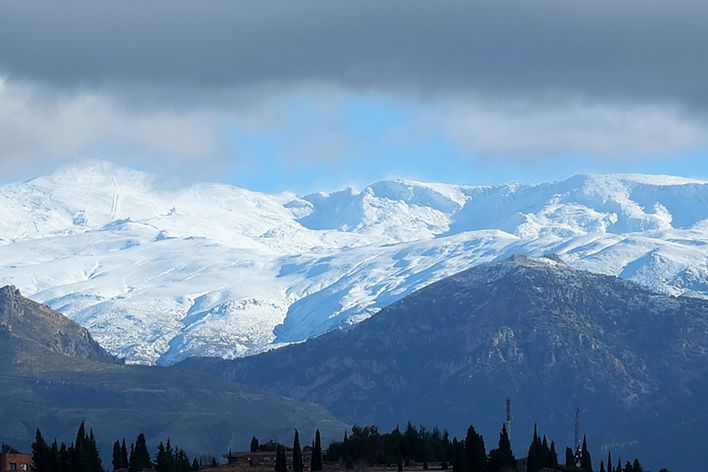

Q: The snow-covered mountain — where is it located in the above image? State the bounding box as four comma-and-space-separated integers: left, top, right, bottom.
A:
0, 160, 706, 364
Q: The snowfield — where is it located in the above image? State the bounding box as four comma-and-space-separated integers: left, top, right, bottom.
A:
1, 160, 706, 364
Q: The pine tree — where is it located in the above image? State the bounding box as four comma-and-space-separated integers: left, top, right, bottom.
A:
251, 436, 260, 452
293, 430, 304, 472
580, 436, 592, 472
311, 429, 324, 471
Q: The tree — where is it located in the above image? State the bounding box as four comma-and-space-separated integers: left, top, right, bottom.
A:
251, 436, 260, 452
32, 429, 51, 472
580, 436, 592, 472
565, 447, 575, 468
549, 441, 558, 469
113, 440, 123, 471
121, 439, 129, 470
464, 425, 486, 472
451, 439, 466, 472
311, 429, 324, 471
192, 458, 200, 471
293, 430, 304, 472
275, 446, 288, 472
487, 424, 515, 472
129, 433, 151, 472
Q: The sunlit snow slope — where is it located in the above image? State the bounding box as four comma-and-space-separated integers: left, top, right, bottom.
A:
1, 160, 706, 364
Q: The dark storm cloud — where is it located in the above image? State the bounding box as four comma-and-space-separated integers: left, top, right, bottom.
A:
1, 0, 707, 109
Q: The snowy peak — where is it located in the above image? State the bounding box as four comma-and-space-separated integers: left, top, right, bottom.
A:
0, 160, 706, 364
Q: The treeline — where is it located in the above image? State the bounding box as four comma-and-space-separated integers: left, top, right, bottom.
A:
324, 422, 664, 472
32, 422, 213, 472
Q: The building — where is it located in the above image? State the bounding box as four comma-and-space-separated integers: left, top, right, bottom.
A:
0, 444, 32, 471
225, 450, 313, 467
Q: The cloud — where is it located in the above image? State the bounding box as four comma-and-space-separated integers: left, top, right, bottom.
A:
0, 75, 226, 178
439, 99, 708, 157
1, 0, 708, 111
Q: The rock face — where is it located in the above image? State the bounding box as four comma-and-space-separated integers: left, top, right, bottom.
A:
1, 160, 707, 364
181, 256, 708, 472
0, 285, 120, 364
0, 287, 346, 456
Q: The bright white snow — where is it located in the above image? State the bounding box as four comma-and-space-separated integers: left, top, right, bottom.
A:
0, 160, 706, 364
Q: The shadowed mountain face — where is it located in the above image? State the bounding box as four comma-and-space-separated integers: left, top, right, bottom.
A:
0, 285, 121, 365
0, 286, 346, 456
181, 256, 708, 472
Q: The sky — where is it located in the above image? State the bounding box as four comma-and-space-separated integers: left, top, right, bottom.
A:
1, 0, 707, 193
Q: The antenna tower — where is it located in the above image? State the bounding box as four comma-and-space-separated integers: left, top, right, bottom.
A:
505, 396, 512, 442
574, 407, 581, 451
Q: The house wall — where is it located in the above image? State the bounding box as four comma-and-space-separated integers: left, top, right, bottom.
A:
0, 453, 33, 471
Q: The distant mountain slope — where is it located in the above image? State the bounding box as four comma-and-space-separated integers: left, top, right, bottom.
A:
0, 287, 346, 456
0, 160, 706, 363
181, 256, 708, 472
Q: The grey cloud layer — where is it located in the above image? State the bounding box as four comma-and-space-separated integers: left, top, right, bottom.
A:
1, 0, 707, 108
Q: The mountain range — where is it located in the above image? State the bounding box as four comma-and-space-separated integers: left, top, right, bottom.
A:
182, 255, 708, 472
0, 160, 706, 364
0, 285, 345, 456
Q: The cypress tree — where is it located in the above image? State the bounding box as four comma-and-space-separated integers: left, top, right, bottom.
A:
192, 458, 200, 471
464, 425, 486, 472
487, 424, 514, 472
275, 446, 287, 472
130, 433, 151, 472
113, 440, 123, 471
311, 429, 324, 472
451, 439, 466, 472
156, 441, 170, 472
48, 440, 59, 472
251, 436, 260, 452
633, 458, 644, 472
549, 441, 558, 469
565, 447, 575, 468
599, 460, 606, 472
293, 430, 304, 472
623, 461, 633, 472
607, 452, 612, 472
32, 428, 50, 472
526, 425, 539, 472
580, 436, 592, 472
121, 439, 129, 469
616, 458, 622, 472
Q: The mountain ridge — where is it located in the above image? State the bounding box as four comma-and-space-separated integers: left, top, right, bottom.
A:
0, 160, 706, 364
181, 255, 708, 472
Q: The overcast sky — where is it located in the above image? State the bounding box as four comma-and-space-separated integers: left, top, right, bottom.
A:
1, 0, 707, 191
